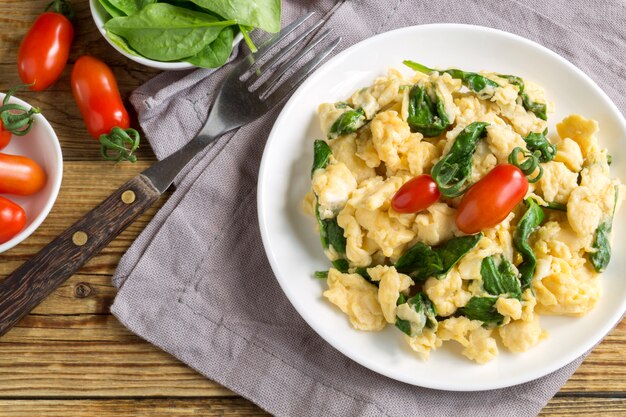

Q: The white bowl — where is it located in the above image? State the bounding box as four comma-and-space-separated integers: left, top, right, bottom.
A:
89, 0, 243, 71
0, 93, 63, 253
258, 24, 626, 390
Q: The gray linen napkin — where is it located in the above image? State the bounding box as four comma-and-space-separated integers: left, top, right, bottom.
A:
111, 1, 626, 416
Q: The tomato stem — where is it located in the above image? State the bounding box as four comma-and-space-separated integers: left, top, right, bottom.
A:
0, 85, 40, 136
45, 0, 74, 22
508, 147, 543, 183
99, 127, 140, 163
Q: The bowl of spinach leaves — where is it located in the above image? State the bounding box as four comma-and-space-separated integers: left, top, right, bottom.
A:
90, 0, 281, 70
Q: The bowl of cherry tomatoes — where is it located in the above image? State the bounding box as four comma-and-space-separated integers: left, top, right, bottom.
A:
0, 91, 63, 253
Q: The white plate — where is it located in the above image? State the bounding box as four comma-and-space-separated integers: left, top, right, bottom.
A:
257, 24, 626, 391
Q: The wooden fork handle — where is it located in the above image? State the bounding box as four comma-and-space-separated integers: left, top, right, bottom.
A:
0, 174, 161, 337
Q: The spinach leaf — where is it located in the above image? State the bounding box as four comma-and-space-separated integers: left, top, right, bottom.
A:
332, 259, 350, 273
436, 234, 484, 275
314, 201, 347, 256
395, 242, 443, 281
481, 256, 522, 299
186, 26, 234, 68
328, 108, 366, 139
352, 267, 379, 287
458, 297, 503, 325
99, 0, 126, 18
104, 3, 236, 61
311, 139, 332, 176
106, 0, 156, 15
404, 60, 499, 95
545, 202, 567, 212
325, 217, 346, 254
106, 31, 139, 55
590, 221, 612, 272
431, 121, 489, 197
521, 94, 547, 121
189, 0, 281, 33
395, 234, 483, 281
311, 140, 347, 257
588, 186, 619, 272
523, 131, 556, 163
513, 198, 545, 290
498, 74, 547, 120
406, 84, 451, 137
396, 292, 438, 337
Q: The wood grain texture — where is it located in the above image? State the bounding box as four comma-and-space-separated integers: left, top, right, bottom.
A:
0, 175, 161, 337
0, 1, 624, 416
0, 398, 271, 416
0, 397, 625, 417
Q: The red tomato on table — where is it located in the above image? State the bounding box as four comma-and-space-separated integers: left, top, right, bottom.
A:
455, 164, 529, 234
71, 56, 130, 139
17, 6, 74, 91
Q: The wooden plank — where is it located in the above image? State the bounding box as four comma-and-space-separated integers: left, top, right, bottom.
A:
0, 398, 269, 416
0, 0, 160, 162
541, 396, 626, 416
0, 161, 168, 275
0, 396, 624, 416
0, 341, 233, 397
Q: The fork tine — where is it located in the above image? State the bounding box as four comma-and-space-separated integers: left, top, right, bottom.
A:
256, 29, 334, 97
238, 12, 316, 71
251, 19, 326, 81
264, 37, 342, 108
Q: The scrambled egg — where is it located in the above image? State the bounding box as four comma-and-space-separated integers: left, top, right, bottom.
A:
309, 67, 623, 364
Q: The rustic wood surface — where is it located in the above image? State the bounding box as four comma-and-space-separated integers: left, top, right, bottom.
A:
0, 1, 624, 415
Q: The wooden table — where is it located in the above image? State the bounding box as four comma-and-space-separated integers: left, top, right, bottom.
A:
0, 1, 625, 415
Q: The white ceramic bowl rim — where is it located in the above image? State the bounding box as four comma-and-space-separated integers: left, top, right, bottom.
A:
89, 0, 243, 71
0, 94, 63, 253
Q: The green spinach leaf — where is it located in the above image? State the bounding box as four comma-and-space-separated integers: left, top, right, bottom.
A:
189, 0, 281, 33
328, 108, 366, 139
395, 234, 483, 281
431, 121, 489, 197
589, 186, 619, 272
545, 202, 567, 212
513, 198, 545, 290
406, 84, 451, 137
523, 131, 556, 163
106, 0, 156, 15
99, 0, 126, 18
311, 140, 332, 177
498, 74, 547, 120
404, 60, 499, 95
186, 25, 234, 68
395, 292, 438, 337
104, 3, 236, 61
458, 297, 503, 325
481, 256, 522, 299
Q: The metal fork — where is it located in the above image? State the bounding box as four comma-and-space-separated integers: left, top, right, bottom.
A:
0, 13, 341, 337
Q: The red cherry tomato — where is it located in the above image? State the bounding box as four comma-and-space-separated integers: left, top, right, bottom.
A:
0, 196, 26, 244
391, 174, 441, 213
0, 121, 11, 150
0, 153, 47, 196
71, 56, 130, 139
17, 11, 74, 91
455, 164, 529, 234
